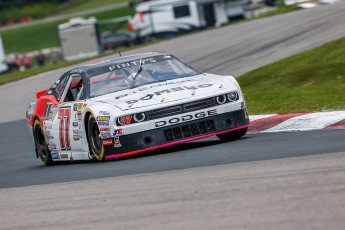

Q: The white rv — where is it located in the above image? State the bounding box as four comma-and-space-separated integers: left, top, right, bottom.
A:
129, 0, 251, 38
0, 35, 8, 73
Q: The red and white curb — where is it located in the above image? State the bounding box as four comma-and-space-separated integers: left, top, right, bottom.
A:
248, 111, 345, 133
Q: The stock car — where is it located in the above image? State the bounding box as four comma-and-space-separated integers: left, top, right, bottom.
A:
26, 52, 250, 165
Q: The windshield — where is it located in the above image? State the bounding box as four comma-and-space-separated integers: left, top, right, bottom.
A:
89, 55, 201, 98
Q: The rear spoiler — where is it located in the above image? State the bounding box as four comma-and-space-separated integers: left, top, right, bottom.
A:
35, 89, 48, 99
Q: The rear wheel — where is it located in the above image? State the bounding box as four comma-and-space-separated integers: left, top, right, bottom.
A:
217, 128, 248, 142
33, 119, 53, 166
87, 114, 105, 161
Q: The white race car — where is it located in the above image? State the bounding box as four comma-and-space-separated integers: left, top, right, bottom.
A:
26, 52, 250, 165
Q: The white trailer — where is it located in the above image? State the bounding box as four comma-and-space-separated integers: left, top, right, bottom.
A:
0, 35, 8, 73
58, 17, 101, 61
129, 0, 250, 38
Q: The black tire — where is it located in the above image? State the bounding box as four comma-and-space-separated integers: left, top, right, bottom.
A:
33, 119, 53, 166
217, 128, 248, 142
87, 114, 105, 161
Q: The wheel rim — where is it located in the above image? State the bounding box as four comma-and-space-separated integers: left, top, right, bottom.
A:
36, 126, 48, 158
90, 121, 102, 154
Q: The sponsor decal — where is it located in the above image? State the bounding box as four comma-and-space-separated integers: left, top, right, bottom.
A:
99, 111, 110, 115
49, 143, 57, 151
99, 133, 111, 139
73, 122, 79, 127
102, 139, 113, 146
51, 151, 60, 160
100, 127, 110, 132
78, 131, 83, 138
83, 103, 87, 108
73, 129, 78, 134
44, 122, 53, 130
77, 103, 83, 110
114, 137, 122, 148
97, 116, 110, 121
124, 84, 213, 104
73, 135, 80, 141
73, 103, 78, 111
98, 121, 110, 126
77, 111, 82, 120
45, 131, 53, 140
117, 115, 132, 126
147, 79, 199, 89
113, 129, 123, 136
108, 58, 157, 71
155, 109, 218, 128
60, 153, 69, 159
70, 68, 84, 74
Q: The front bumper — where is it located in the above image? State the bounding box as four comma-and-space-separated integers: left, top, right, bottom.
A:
104, 108, 249, 160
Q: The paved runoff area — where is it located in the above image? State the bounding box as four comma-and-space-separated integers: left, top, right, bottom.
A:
1, 151, 345, 230
249, 111, 345, 133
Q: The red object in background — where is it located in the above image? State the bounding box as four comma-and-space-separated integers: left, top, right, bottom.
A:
22, 54, 32, 69
6, 20, 15, 26
19, 17, 32, 23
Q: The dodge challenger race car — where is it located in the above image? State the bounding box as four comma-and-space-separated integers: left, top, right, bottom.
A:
26, 52, 250, 165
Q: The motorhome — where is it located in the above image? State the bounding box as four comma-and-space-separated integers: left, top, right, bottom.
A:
0, 35, 8, 73
129, 0, 252, 38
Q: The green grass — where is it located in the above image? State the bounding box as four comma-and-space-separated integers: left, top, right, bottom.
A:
238, 37, 345, 114
58, 0, 128, 15
2, 6, 135, 53
255, 4, 302, 19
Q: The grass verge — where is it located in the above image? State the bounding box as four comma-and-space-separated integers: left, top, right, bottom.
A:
255, 4, 302, 19
1, 6, 134, 53
238, 37, 345, 114
57, 0, 128, 15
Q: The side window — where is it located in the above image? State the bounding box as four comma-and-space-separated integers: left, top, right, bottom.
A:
173, 5, 190, 18
70, 74, 83, 101
46, 74, 69, 101
64, 74, 83, 102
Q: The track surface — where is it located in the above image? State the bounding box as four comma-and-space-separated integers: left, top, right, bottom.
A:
1, 119, 345, 188
1, 3, 345, 229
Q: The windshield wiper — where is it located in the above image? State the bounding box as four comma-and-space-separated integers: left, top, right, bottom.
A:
132, 58, 143, 81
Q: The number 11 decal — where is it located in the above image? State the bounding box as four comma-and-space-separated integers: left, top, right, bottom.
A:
59, 107, 71, 150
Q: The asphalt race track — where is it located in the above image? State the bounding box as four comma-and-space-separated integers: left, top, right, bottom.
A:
1, 2, 345, 229
1, 119, 345, 188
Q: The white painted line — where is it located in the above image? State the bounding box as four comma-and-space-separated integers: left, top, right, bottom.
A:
263, 111, 345, 133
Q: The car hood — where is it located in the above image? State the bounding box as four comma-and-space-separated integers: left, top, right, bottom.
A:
93, 74, 237, 111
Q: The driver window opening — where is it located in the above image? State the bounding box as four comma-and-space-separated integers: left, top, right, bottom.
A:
64, 74, 83, 102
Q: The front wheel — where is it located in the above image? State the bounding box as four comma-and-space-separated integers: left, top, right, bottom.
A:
33, 119, 53, 166
217, 128, 248, 142
87, 114, 105, 161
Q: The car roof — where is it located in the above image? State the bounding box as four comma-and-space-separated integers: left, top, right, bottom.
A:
69, 51, 169, 75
